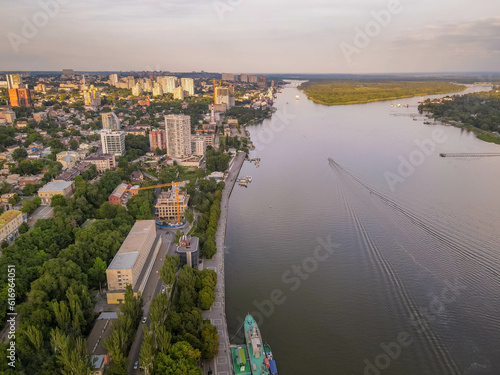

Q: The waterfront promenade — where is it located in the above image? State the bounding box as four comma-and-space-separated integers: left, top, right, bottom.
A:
202, 151, 246, 375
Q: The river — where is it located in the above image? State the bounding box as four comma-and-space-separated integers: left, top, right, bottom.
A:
225, 82, 500, 375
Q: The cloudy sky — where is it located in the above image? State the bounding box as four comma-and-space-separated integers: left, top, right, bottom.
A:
1, 0, 499, 73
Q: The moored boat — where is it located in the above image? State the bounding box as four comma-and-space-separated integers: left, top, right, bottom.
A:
244, 314, 275, 375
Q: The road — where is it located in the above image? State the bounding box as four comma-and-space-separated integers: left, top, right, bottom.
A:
201, 151, 246, 375
28, 204, 53, 227
127, 230, 174, 374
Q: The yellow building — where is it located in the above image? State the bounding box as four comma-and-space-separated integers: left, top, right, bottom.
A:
0, 210, 24, 244
106, 221, 162, 304
38, 181, 75, 204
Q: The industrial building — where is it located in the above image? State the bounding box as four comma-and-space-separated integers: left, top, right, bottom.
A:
106, 220, 162, 304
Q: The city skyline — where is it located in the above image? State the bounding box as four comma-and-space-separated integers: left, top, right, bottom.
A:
1, 0, 499, 73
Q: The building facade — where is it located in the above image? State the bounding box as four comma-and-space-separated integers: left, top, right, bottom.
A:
85, 153, 116, 172
0, 210, 24, 244
106, 220, 162, 304
149, 129, 166, 151
181, 78, 194, 96
108, 183, 131, 206
173, 86, 184, 100
177, 236, 199, 268
164, 115, 192, 158
38, 180, 75, 204
191, 136, 207, 156
100, 129, 126, 156
9, 88, 31, 107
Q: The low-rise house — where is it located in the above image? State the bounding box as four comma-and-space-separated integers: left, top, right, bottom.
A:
85, 153, 116, 173
38, 180, 75, 204
130, 171, 144, 183
108, 183, 131, 206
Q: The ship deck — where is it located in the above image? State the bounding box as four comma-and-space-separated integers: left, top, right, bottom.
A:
244, 315, 270, 375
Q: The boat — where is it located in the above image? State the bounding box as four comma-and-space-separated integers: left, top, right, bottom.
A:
231, 345, 252, 375
296, 95, 299, 100
264, 344, 278, 374
244, 314, 278, 375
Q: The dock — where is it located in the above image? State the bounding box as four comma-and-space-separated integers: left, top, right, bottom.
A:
439, 153, 500, 158
202, 151, 246, 375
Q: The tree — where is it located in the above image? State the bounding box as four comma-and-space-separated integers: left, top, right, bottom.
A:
23, 183, 38, 196
8, 194, 20, 205
153, 341, 202, 375
18, 222, 30, 234
184, 209, 194, 225
199, 288, 215, 310
160, 255, 180, 296
51, 194, 67, 207
139, 326, 156, 375
88, 257, 107, 294
200, 320, 219, 359
69, 139, 79, 151
12, 148, 28, 162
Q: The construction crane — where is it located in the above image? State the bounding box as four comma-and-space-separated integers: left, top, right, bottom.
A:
125, 181, 188, 224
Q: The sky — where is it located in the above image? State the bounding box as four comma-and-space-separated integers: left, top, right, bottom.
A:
1, 0, 499, 73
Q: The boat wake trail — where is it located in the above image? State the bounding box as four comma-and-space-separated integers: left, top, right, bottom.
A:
330, 161, 461, 374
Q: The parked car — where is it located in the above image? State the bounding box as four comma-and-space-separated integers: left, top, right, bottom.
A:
133, 361, 139, 370
142, 316, 147, 324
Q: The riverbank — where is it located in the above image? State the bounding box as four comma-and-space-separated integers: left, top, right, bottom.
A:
298, 80, 467, 106
436, 119, 500, 145
201, 151, 246, 375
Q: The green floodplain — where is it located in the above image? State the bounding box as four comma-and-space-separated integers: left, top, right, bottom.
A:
298, 80, 467, 105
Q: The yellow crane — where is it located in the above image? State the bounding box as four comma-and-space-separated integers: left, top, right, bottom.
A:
125, 181, 187, 224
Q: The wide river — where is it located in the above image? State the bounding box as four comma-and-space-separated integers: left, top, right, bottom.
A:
225, 82, 500, 375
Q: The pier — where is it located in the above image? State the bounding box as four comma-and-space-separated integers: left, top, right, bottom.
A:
202, 151, 246, 375
439, 153, 500, 158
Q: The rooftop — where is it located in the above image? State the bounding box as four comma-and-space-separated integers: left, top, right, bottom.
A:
0, 210, 22, 229
107, 220, 156, 270
39, 180, 73, 192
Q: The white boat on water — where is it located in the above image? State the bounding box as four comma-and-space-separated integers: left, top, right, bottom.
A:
296, 95, 299, 100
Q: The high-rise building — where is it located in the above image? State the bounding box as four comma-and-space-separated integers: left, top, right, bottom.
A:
181, 78, 194, 96
101, 129, 126, 156
240, 74, 249, 83
257, 75, 267, 88
152, 83, 163, 97
109, 74, 118, 86
101, 112, 121, 130
165, 114, 192, 158
62, 69, 74, 77
248, 75, 258, 83
149, 129, 166, 151
132, 83, 142, 96
6, 74, 21, 89
9, 88, 32, 107
173, 86, 184, 100
164, 76, 177, 93
222, 73, 236, 81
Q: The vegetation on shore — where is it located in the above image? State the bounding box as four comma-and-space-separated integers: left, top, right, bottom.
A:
419, 89, 500, 145
298, 80, 466, 105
